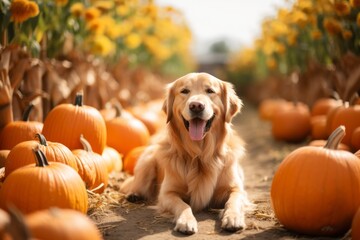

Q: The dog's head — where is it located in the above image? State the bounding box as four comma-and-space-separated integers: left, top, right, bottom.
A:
162, 72, 242, 141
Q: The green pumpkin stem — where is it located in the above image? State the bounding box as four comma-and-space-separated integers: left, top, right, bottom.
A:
74, 92, 83, 107
22, 103, 34, 121
113, 100, 124, 118
35, 133, 48, 146
324, 125, 346, 150
79, 134, 93, 152
33, 147, 49, 167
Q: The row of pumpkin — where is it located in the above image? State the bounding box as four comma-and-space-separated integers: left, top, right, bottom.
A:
0, 92, 166, 239
258, 97, 360, 237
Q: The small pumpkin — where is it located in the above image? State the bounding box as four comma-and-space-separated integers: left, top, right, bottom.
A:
102, 146, 122, 173
311, 98, 342, 116
0, 147, 88, 214
258, 98, 291, 121
271, 126, 360, 236
26, 208, 103, 240
0, 150, 9, 168
42, 92, 107, 154
5, 133, 78, 178
351, 126, 360, 152
72, 135, 108, 193
310, 115, 328, 140
352, 207, 360, 240
123, 146, 147, 175
271, 102, 311, 142
0, 103, 43, 150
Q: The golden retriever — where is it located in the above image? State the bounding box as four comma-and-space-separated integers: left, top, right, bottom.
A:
120, 72, 250, 234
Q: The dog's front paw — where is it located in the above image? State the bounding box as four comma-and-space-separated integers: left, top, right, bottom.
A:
221, 210, 246, 232
174, 214, 198, 235
126, 193, 144, 203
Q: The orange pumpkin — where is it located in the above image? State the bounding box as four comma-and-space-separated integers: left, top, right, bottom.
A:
0, 150, 9, 168
351, 127, 360, 152
271, 102, 311, 142
308, 139, 350, 151
26, 208, 103, 240
271, 126, 360, 236
102, 146, 122, 173
0, 147, 88, 214
0, 104, 43, 150
106, 112, 150, 157
258, 98, 291, 121
72, 135, 108, 193
311, 98, 342, 116
352, 207, 360, 240
123, 146, 147, 175
327, 104, 360, 150
5, 133, 78, 178
310, 115, 328, 140
42, 92, 107, 154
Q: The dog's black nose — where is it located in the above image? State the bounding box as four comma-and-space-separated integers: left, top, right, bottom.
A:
189, 101, 205, 113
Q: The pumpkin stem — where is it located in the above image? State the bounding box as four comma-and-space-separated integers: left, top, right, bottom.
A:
74, 92, 83, 107
33, 147, 49, 167
22, 103, 34, 121
79, 134, 93, 152
324, 125, 346, 150
112, 100, 124, 118
35, 133, 48, 146
6, 206, 31, 240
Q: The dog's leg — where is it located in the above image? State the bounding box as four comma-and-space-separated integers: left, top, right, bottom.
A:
220, 189, 248, 232
119, 147, 158, 202
158, 189, 198, 234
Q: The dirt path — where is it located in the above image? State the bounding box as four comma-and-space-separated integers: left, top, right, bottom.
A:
89, 102, 349, 240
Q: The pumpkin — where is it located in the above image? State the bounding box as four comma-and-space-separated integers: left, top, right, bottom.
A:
310, 115, 328, 140
5, 133, 78, 178
0, 147, 88, 214
123, 146, 147, 175
308, 139, 350, 151
106, 111, 150, 157
271, 102, 311, 142
353, 207, 360, 240
0, 103, 43, 150
42, 92, 107, 154
351, 127, 360, 152
26, 208, 103, 240
258, 98, 291, 121
99, 100, 133, 121
311, 98, 342, 116
72, 135, 108, 193
271, 126, 360, 236
102, 146, 122, 173
0, 150, 9, 168
327, 104, 360, 150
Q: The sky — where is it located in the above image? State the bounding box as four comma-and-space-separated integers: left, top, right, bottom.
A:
156, 0, 291, 55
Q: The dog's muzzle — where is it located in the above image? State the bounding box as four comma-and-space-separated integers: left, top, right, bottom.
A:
182, 115, 215, 141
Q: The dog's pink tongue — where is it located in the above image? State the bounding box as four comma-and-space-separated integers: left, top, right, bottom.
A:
189, 118, 206, 141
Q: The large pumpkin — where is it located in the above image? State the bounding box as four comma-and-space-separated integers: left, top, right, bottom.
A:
26, 208, 103, 240
271, 126, 360, 236
42, 92, 107, 154
353, 207, 360, 240
106, 111, 150, 157
0, 104, 43, 150
0, 147, 88, 214
5, 133, 78, 177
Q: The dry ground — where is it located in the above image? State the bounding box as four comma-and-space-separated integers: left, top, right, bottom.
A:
88, 101, 352, 240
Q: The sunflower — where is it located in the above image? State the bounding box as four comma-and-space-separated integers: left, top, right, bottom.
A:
70, 3, 84, 18
55, 0, 68, 7
323, 18, 342, 35
10, 0, 39, 23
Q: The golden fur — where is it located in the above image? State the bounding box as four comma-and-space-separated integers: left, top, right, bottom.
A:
120, 72, 249, 234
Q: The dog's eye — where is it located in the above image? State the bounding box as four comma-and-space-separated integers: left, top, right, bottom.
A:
206, 88, 215, 94
181, 88, 190, 94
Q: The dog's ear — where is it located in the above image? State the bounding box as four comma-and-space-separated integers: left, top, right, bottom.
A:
222, 81, 243, 123
162, 82, 175, 123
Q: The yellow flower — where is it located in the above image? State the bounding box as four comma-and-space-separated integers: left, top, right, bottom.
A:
55, 0, 68, 7
297, 0, 313, 13
334, 1, 351, 15
310, 29, 322, 40
351, 0, 360, 8
85, 7, 101, 22
70, 3, 84, 18
94, 1, 114, 12
323, 18, 342, 35
270, 20, 289, 36
266, 57, 277, 70
116, 5, 130, 16
89, 35, 115, 56
125, 33, 142, 49
87, 18, 105, 35
357, 12, 360, 26
10, 0, 39, 23
291, 10, 308, 28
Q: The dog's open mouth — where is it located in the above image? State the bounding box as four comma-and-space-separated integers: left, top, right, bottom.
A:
182, 115, 215, 141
